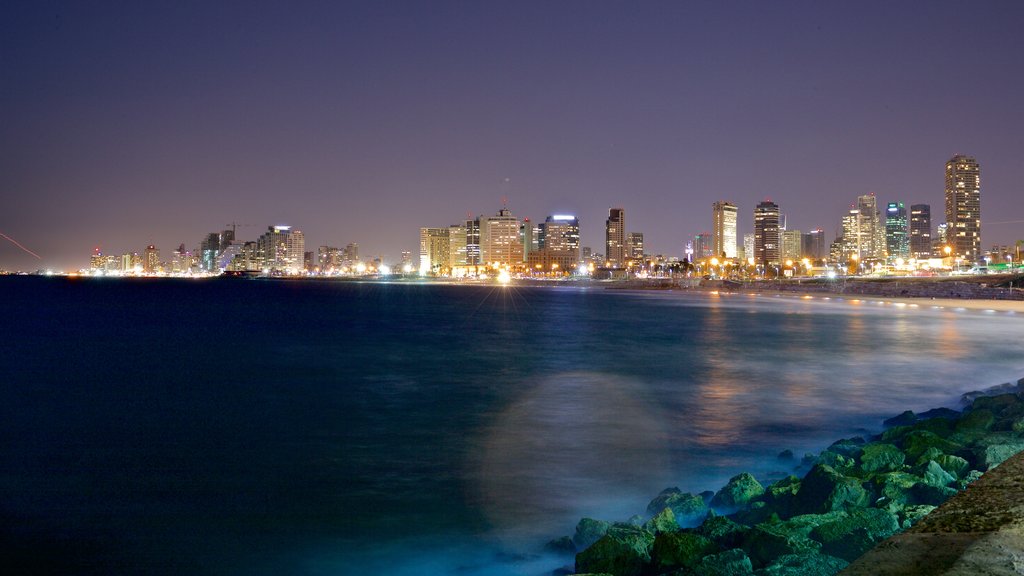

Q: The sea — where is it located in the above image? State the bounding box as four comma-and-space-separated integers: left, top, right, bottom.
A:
1, 276, 1022, 575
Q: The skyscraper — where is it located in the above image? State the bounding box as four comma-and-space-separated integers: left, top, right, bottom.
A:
479, 207, 522, 267
256, 225, 304, 273
802, 229, 825, 261
944, 154, 981, 260
605, 208, 625, 265
754, 200, 780, 267
909, 204, 932, 259
627, 232, 644, 260
540, 215, 580, 258
885, 202, 909, 262
712, 201, 738, 259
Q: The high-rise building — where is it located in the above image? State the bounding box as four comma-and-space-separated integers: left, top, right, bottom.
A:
693, 232, 713, 260
521, 218, 539, 262
464, 218, 481, 266
540, 215, 580, 257
885, 202, 909, 262
712, 201, 738, 259
781, 230, 802, 261
256, 225, 304, 273
754, 200, 780, 267
143, 245, 160, 273
838, 194, 886, 261
627, 232, 644, 260
743, 233, 755, 262
448, 224, 468, 267
945, 155, 981, 261
605, 208, 625, 265
801, 229, 826, 261
479, 207, 522, 267
419, 227, 450, 274
909, 204, 932, 259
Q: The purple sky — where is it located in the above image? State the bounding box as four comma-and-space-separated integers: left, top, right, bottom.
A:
3, 1, 1024, 270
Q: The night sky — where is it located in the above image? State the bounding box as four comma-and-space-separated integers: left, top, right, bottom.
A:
3, 1, 1024, 271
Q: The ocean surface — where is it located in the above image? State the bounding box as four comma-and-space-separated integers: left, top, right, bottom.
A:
1, 276, 1022, 575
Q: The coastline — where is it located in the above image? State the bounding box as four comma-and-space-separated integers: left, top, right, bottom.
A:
551, 378, 1024, 576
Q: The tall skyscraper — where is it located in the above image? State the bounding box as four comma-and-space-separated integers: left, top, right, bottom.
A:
945, 155, 981, 260
801, 229, 825, 261
712, 201, 738, 259
256, 225, 304, 273
479, 207, 522, 267
754, 200, 780, 267
419, 227, 450, 273
781, 230, 802, 261
143, 244, 160, 273
540, 215, 580, 258
909, 204, 932, 259
839, 194, 886, 261
448, 224, 468, 266
885, 202, 909, 262
693, 232, 713, 260
743, 233, 755, 262
605, 208, 625, 265
627, 232, 644, 260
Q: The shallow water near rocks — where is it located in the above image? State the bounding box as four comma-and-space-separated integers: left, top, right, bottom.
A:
1, 277, 1021, 575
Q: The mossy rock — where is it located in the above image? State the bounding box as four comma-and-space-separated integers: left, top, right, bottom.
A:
740, 523, 821, 568
871, 471, 922, 507
573, 518, 612, 549
970, 393, 1023, 417
694, 548, 754, 575
757, 551, 849, 575
970, 435, 1024, 469
643, 507, 679, 534
912, 417, 955, 438
826, 437, 865, 458
809, 508, 899, 561
909, 482, 958, 506
574, 527, 654, 576
955, 408, 996, 432
816, 451, 856, 473
898, 504, 936, 529
696, 513, 750, 549
899, 430, 962, 462
859, 443, 905, 473
711, 472, 765, 509
650, 531, 719, 571
880, 424, 914, 444
793, 464, 869, 515
922, 460, 956, 487
646, 489, 709, 525
763, 476, 801, 518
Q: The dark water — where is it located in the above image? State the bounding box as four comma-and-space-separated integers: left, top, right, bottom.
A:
1, 277, 1022, 575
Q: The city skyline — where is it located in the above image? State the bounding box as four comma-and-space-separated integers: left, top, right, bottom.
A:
4, 2, 1024, 271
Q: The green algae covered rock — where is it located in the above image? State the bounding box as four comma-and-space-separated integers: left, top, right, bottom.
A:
859, 443, 905, 473
909, 482, 958, 506
643, 506, 679, 534
809, 508, 899, 561
694, 548, 754, 575
762, 476, 801, 519
898, 504, 936, 529
956, 408, 996, 432
970, 434, 1024, 469
934, 454, 970, 479
711, 472, 765, 509
573, 517, 611, 549
740, 523, 821, 567
793, 464, 869, 515
757, 552, 849, 575
646, 488, 709, 525
922, 460, 956, 487
696, 512, 750, 549
899, 430, 962, 462
574, 527, 653, 576
650, 531, 718, 571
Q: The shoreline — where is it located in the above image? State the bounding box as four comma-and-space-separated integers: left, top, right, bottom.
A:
551, 378, 1024, 576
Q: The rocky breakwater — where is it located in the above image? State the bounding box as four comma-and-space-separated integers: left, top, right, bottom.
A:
548, 379, 1024, 576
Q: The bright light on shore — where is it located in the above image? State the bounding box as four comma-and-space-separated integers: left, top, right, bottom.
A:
497, 269, 511, 284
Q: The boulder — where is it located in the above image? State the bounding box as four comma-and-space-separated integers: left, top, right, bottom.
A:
858, 443, 905, 473
650, 531, 718, 571
826, 437, 865, 458
756, 552, 849, 576
899, 430, 962, 462
643, 507, 679, 534
970, 393, 1023, 416
573, 518, 611, 549
574, 528, 654, 576
696, 513, 750, 549
762, 476, 801, 519
740, 523, 821, 568
957, 469, 984, 490
917, 407, 960, 420
955, 408, 995, 432
544, 536, 576, 554
922, 460, 955, 488
816, 451, 856, 473
871, 471, 921, 508
898, 504, 936, 529
809, 508, 900, 561
971, 436, 1024, 469
934, 454, 970, 479
909, 482, 958, 506
883, 410, 917, 428
693, 548, 754, 575
711, 472, 765, 509
646, 489, 709, 525
793, 464, 869, 515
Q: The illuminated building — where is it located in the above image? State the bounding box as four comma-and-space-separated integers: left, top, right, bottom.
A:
464, 218, 481, 266
540, 215, 580, 259
448, 224, 467, 267
342, 243, 359, 267
945, 154, 981, 260
479, 207, 522, 267
838, 194, 885, 262
712, 201, 738, 259
318, 245, 342, 272
754, 200, 780, 267
627, 232, 644, 260
781, 230, 802, 261
693, 232, 713, 260
605, 208, 625, 265
801, 229, 825, 261
256, 225, 304, 273
200, 233, 221, 272
885, 202, 909, 262
90, 248, 104, 270
743, 233, 754, 262
419, 227, 450, 274
909, 204, 932, 259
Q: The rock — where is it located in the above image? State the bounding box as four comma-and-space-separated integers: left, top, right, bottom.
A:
880, 424, 914, 444
646, 489, 709, 525
740, 523, 821, 568
909, 482, 958, 506
626, 514, 644, 527
883, 410, 917, 427
643, 507, 679, 534
826, 437, 865, 459
899, 430, 962, 462
922, 460, 956, 487
712, 472, 765, 509
912, 417, 955, 438
932, 454, 969, 479
917, 407, 960, 420
809, 508, 900, 561
762, 476, 801, 519
898, 504, 936, 529
777, 449, 795, 461
696, 513, 750, 549
816, 451, 855, 473
971, 436, 1024, 469
793, 464, 869, 515
733, 501, 777, 526
573, 518, 611, 549
871, 471, 921, 508
574, 528, 654, 576
650, 531, 718, 571
694, 548, 754, 575
955, 408, 995, 432
859, 443, 905, 473
970, 393, 1023, 416
913, 446, 944, 467
544, 536, 576, 554
957, 469, 984, 490
756, 552, 849, 575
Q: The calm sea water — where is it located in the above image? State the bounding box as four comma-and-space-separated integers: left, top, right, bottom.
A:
1, 277, 1022, 575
